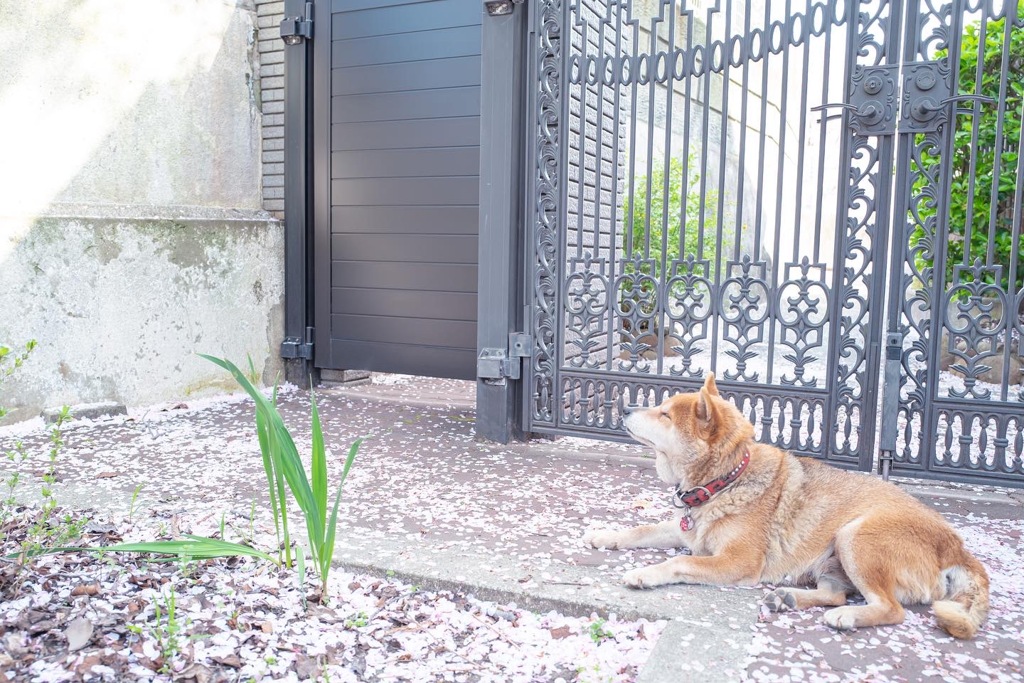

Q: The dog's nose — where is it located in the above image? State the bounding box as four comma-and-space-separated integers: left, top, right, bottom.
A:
622, 404, 641, 416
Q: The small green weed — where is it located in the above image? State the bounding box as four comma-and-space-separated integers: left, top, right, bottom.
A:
127, 587, 185, 674
588, 618, 613, 644
128, 483, 145, 523
344, 611, 369, 629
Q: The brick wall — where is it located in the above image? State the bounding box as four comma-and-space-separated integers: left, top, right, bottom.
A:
256, 0, 285, 218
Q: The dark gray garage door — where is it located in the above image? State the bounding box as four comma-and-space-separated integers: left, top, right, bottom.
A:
313, 0, 481, 380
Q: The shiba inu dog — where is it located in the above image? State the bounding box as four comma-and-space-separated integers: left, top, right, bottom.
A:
584, 374, 989, 638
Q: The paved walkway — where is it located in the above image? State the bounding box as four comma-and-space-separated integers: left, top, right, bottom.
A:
4, 374, 1022, 681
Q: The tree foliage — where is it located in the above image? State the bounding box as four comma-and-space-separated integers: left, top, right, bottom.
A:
914, 6, 1024, 293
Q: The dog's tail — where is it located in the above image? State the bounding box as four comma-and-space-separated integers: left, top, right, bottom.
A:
932, 553, 989, 639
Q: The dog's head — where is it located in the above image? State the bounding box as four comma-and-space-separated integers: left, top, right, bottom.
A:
622, 374, 753, 484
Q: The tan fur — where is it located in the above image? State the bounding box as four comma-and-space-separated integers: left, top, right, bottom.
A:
583, 374, 990, 638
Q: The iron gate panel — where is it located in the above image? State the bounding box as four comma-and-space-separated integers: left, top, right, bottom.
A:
884, 0, 1024, 486
524, 0, 897, 469
523, 0, 1024, 485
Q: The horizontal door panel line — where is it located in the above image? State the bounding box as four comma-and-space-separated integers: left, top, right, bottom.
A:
331, 283, 476, 294
330, 231, 479, 238
330, 83, 481, 97
331, 143, 480, 152
330, 84, 481, 98
332, 285, 478, 297
331, 338, 475, 352
331, 43, 481, 66
330, 203, 479, 208
331, 259, 477, 267
331, 113, 480, 126
330, 146, 480, 157
330, 172, 481, 180
333, 314, 477, 324
331, 174, 479, 181
330, 0, 431, 13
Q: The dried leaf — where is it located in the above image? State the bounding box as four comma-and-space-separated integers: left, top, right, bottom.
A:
74, 653, 103, 675
96, 472, 119, 479
549, 625, 572, 640
65, 617, 93, 652
211, 653, 242, 668
294, 653, 319, 679
71, 583, 99, 596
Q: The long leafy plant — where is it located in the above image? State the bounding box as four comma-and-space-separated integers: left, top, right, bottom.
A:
199, 355, 360, 595
21, 355, 360, 599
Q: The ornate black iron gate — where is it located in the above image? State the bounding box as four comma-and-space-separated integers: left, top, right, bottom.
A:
522, 0, 1024, 486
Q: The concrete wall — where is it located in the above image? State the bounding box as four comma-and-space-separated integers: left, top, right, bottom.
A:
0, 0, 284, 422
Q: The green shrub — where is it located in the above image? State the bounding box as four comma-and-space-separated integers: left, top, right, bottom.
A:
621, 154, 719, 277
912, 5, 1024, 293
618, 155, 721, 330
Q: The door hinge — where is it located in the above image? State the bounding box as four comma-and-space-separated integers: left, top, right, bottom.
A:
281, 326, 314, 361
280, 2, 313, 45
877, 332, 903, 479
483, 0, 525, 17
477, 333, 533, 383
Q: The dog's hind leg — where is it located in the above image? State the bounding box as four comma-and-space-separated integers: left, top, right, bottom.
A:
764, 554, 853, 611
764, 577, 849, 612
822, 517, 906, 631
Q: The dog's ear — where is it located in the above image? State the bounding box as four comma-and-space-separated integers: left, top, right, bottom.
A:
703, 372, 719, 397
695, 386, 717, 430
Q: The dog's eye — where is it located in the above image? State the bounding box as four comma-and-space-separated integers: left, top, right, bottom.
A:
660, 411, 670, 420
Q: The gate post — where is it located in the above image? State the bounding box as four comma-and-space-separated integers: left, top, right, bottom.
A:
476, 1, 527, 442
279, 0, 317, 386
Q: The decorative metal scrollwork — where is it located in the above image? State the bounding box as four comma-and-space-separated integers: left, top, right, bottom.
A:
665, 255, 712, 379
720, 256, 770, 382
777, 258, 829, 387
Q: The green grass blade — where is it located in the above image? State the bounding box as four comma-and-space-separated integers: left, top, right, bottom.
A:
321, 481, 345, 590
19, 537, 278, 564
266, 418, 293, 568
320, 439, 360, 589
254, 404, 282, 548
270, 420, 322, 549
310, 383, 328, 534
339, 438, 362, 488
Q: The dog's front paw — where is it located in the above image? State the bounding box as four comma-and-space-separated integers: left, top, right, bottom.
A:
622, 567, 654, 589
823, 606, 859, 631
763, 589, 797, 612
582, 528, 621, 550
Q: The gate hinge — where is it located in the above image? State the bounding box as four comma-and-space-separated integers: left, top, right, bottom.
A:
280, 2, 313, 45
477, 333, 533, 383
483, 0, 525, 17
280, 326, 314, 361
877, 332, 903, 478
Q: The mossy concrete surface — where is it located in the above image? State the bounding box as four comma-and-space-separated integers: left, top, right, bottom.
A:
0, 209, 283, 422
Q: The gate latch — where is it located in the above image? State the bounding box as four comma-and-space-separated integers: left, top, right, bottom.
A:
477, 333, 533, 383
877, 332, 903, 477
